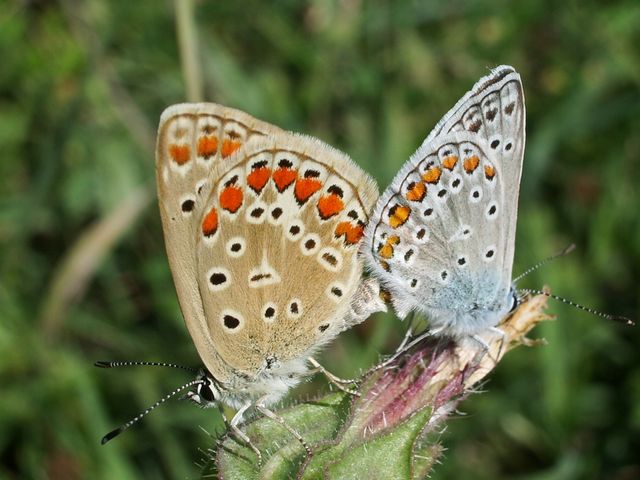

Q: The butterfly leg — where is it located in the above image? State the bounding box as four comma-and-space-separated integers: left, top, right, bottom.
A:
469, 333, 499, 365
307, 357, 359, 396
228, 403, 263, 465
375, 325, 445, 371
255, 398, 312, 456
395, 324, 415, 353
488, 326, 508, 360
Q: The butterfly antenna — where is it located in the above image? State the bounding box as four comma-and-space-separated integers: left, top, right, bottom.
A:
519, 288, 635, 326
100, 379, 204, 444
95, 360, 198, 373
513, 244, 576, 283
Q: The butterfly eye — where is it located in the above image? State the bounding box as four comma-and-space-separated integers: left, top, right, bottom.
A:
509, 293, 519, 312
199, 382, 217, 402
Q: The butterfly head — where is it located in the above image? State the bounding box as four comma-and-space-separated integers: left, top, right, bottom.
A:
183, 369, 222, 408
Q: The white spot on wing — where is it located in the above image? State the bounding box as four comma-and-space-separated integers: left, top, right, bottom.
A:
483, 245, 497, 263
262, 302, 278, 324
248, 253, 282, 288
485, 201, 499, 221
449, 173, 463, 194
469, 186, 483, 203
246, 200, 268, 224
326, 282, 345, 303
220, 308, 244, 333
317, 247, 343, 272
287, 299, 303, 319
285, 219, 305, 241
226, 237, 246, 258
300, 233, 321, 256
449, 224, 473, 242
206, 267, 231, 292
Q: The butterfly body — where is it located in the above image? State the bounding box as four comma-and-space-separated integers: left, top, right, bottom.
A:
363, 66, 525, 337
156, 103, 380, 408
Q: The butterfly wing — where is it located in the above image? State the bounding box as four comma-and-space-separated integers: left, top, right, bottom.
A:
193, 133, 377, 378
156, 103, 284, 383
364, 67, 525, 335
425, 65, 525, 266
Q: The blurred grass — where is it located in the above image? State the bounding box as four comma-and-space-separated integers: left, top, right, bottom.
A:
0, 0, 639, 479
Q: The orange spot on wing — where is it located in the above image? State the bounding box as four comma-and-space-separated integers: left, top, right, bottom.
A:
463, 155, 480, 174
294, 178, 322, 204
422, 167, 441, 184
388, 205, 411, 229
202, 207, 219, 237
441, 156, 458, 170
405, 181, 426, 202
221, 140, 242, 158
335, 221, 365, 245
247, 167, 271, 194
169, 144, 191, 165
219, 186, 243, 213
317, 194, 344, 220
197, 136, 218, 158
378, 235, 400, 259
273, 168, 297, 192
484, 165, 496, 180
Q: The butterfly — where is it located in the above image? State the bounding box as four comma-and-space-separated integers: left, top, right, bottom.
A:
362, 65, 525, 337
112, 102, 385, 458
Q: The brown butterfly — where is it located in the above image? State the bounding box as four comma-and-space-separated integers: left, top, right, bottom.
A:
99, 103, 386, 461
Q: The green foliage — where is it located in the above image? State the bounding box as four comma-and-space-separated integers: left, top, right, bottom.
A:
1, 1, 639, 479
215, 369, 437, 479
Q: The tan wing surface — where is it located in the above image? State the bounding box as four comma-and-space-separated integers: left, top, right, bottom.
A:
156, 103, 283, 382
194, 133, 378, 377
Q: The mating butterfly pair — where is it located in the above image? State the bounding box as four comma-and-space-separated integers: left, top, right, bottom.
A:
100, 65, 525, 458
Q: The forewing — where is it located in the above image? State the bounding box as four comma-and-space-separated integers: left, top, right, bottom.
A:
364, 66, 525, 319
195, 133, 378, 376
364, 132, 508, 318
425, 65, 525, 237
156, 103, 283, 381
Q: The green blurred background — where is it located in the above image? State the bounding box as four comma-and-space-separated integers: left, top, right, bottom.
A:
1, 1, 639, 478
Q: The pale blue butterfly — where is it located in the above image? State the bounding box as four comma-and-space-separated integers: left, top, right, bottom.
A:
363, 65, 525, 337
